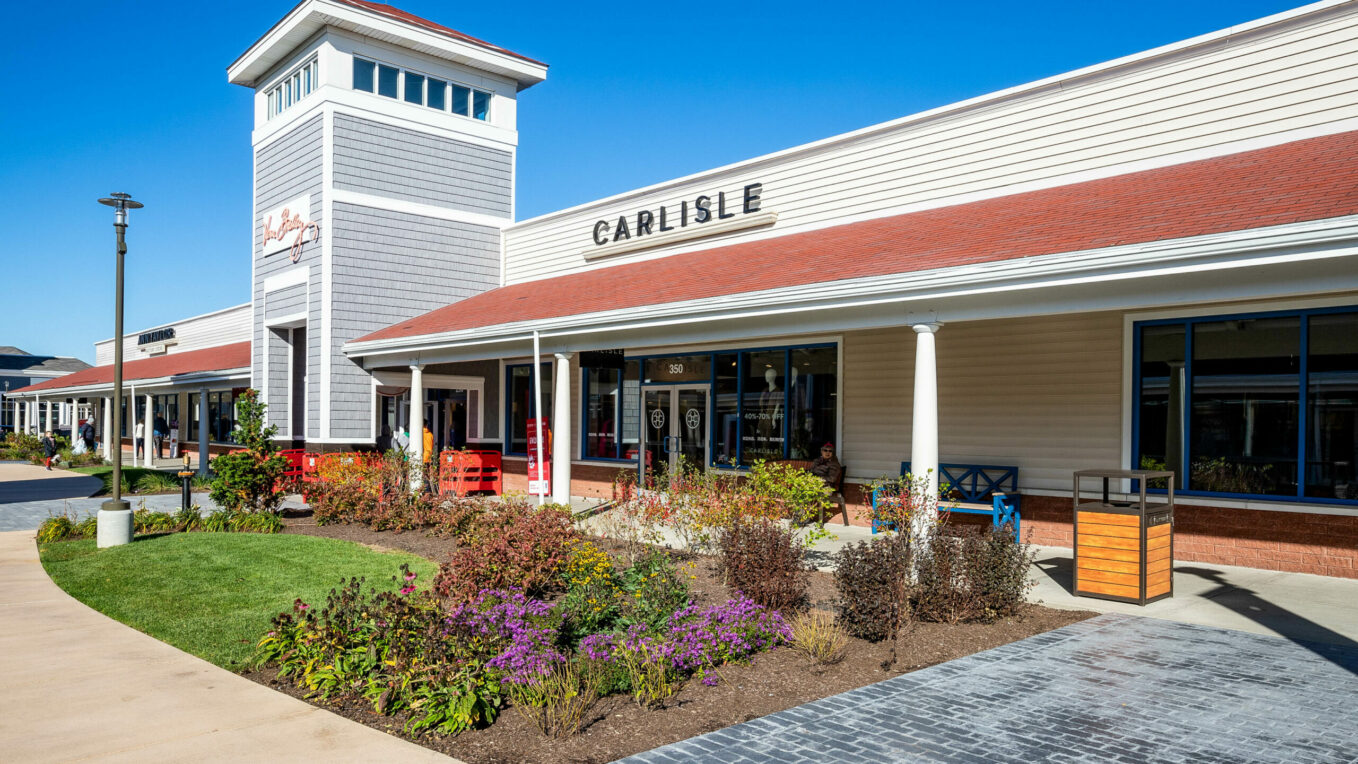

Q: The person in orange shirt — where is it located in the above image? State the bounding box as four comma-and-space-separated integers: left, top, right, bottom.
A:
422, 421, 434, 464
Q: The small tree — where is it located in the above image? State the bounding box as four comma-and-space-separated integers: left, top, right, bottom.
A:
209, 389, 288, 513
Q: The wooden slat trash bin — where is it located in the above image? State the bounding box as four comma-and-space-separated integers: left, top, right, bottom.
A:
1073, 469, 1175, 605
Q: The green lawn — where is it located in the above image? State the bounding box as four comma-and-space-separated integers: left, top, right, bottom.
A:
40, 533, 437, 670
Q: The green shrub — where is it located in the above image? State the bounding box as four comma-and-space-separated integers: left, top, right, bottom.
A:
715, 518, 809, 612
133, 471, 180, 493
133, 510, 177, 535
36, 514, 75, 544
175, 505, 203, 532
208, 389, 287, 513
202, 510, 234, 533
617, 548, 692, 633
73, 514, 98, 539
744, 460, 832, 526
230, 511, 283, 534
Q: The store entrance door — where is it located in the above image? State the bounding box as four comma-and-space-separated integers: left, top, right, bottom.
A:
641, 385, 707, 485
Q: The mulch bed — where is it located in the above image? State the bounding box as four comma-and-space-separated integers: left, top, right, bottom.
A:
243, 512, 1095, 764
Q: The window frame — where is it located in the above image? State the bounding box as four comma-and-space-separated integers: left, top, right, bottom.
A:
1132, 304, 1358, 506
503, 363, 553, 457
576, 342, 839, 469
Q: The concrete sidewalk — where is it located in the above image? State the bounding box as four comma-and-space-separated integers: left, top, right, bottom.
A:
0, 530, 456, 763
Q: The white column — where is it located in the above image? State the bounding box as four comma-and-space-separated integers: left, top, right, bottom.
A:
910, 322, 942, 540
45, 399, 53, 434
143, 392, 154, 467
409, 364, 424, 488
102, 397, 113, 459
197, 388, 210, 476
551, 353, 573, 506
128, 386, 138, 467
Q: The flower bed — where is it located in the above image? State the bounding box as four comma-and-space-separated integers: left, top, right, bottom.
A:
252, 475, 1094, 763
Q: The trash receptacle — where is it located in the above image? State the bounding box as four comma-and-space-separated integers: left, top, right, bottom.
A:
1073, 469, 1174, 605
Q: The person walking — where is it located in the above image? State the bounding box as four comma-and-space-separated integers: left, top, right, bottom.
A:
422, 421, 434, 465
79, 417, 96, 453
154, 413, 169, 459
134, 420, 145, 461
41, 430, 59, 471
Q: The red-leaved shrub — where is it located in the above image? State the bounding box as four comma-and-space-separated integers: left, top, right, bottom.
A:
715, 518, 810, 612
434, 500, 579, 602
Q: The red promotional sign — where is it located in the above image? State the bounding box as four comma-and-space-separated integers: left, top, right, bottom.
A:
527, 418, 550, 495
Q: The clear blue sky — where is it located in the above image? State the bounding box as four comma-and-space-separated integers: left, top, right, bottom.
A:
0, 0, 1308, 362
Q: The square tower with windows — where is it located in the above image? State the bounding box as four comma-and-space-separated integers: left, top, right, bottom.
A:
228, 0, 546, 448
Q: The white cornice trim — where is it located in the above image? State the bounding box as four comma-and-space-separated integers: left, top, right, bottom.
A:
346, 215, 1358, 357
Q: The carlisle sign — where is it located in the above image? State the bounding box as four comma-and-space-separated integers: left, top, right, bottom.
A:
585, 183, 776, 259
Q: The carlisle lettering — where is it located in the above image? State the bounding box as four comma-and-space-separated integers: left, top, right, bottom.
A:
589, 183, 764, 247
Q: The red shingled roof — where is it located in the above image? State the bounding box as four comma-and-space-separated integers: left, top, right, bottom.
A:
333, 0, 546, 67
357, 129, 1358, 346
11, 342, 250, 395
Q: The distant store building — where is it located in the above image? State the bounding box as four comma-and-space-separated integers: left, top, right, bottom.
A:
1, 348, 89, 434
7, 305, 249, 467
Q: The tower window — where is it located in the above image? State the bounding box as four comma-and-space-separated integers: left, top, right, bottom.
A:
352, 56, 492, 122
267, 57, 318, 119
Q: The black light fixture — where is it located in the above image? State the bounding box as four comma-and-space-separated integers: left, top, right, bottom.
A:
96, 192, 143, 548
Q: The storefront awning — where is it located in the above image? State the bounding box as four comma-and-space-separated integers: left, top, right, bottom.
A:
9, 342, 250, 397
348, 129, 1358, 360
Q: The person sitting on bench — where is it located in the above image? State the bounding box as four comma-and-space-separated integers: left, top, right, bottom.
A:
809, 442, 843, 488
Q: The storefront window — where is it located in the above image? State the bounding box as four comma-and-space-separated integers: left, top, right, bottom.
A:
1306, 312, 1358, 500
209, 391, 238, 444
741, 350, 786, 463
787, 347, 837, 459
582, 360, 640, 460
506, 364, 552, 455
713, 353, 739, 466
153, 394, 178, 436
188, 393, 200, 439
1134, 308, 1358, 503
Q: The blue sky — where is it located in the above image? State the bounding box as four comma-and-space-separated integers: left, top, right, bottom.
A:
0, 0, 1307, 362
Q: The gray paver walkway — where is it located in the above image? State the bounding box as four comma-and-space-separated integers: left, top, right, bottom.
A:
621, 614, 1358, 764
0, 529, 456, 762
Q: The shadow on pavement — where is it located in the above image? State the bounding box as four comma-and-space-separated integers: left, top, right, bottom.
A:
1175, 565, 1358, 675
1033, 554, 1358, 674
0, 476, 102, 504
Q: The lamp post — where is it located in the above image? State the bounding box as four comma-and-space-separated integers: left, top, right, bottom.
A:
96, 192, 143, 548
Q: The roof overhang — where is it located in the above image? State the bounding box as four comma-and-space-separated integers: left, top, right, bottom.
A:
7, 368, 250, 399
228, 0, 547, 90
344, 216, 1358, 366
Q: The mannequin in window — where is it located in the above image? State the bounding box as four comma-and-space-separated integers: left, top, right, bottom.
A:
757, 367, 783, 457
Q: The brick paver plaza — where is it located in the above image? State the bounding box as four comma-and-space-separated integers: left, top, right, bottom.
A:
622, 614, 1358, 763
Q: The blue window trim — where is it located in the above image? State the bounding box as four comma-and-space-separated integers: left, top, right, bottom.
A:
1131, 304, 1358, 506
578, 364, 637, 463
503, 362, 551, 457
576, 342, 838, 471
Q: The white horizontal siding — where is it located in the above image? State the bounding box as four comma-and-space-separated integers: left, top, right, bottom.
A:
841, 312, 1123, 493
503, 5, 1358, 284
94, 304, 251, 366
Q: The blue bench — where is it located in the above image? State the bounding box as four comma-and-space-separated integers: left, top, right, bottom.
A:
871, 462, 1021, 539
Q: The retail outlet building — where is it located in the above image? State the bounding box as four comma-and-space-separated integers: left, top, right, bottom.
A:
14, 0, 1358, 578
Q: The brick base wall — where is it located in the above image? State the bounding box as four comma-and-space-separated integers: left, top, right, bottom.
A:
1017, 494, 1358, 579
488, 463, 1358, 580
